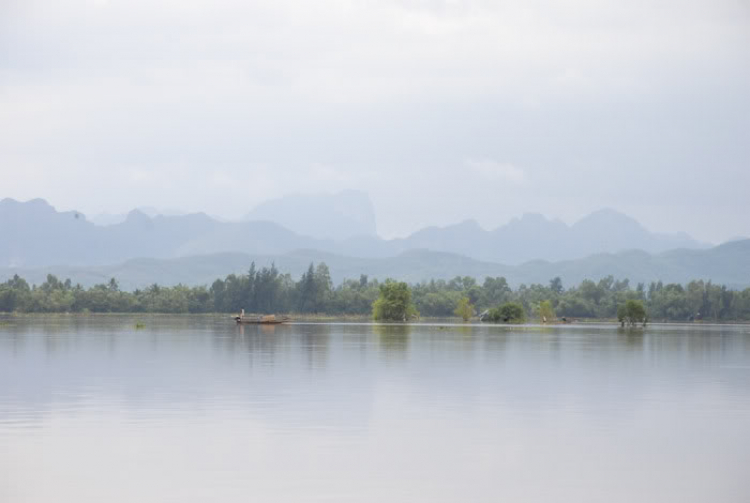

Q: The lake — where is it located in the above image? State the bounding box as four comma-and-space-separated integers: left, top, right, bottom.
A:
2, 316, 750, 502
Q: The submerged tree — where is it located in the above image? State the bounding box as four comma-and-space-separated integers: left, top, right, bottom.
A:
3, 266, 750, 322
372, 280, 419, 321
537, 300, 555, 323
486, 302, 527, 324
454, 297, 474, 322
617, 299, 647, 327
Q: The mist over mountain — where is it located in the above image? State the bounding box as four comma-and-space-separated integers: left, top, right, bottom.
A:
1, 197, 710, 269
90, 206, 188, 226
339, 209, 708, 264
0, 198, 327, 268
245, 190, 377, 240
0, 198, 99, 268
3, 240, 748, 292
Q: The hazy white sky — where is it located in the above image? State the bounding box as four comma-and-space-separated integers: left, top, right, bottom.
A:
1, 0, 748, 241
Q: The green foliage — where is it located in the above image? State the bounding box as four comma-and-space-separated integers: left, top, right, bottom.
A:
454, 297, 474, 321
1, 266, 750, 323
617, 299, 648, 327
549, 277, 564, 294
487, 302, 527, 323
537, 300, 555, 322
296, 262, 334, 313
372, 280, 419, 321
480, 277, 511, 307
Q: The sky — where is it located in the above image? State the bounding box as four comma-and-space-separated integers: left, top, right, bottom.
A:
1, 0, 749, 242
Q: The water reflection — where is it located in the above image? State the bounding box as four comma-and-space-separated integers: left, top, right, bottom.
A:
1, 318, 750, 503
297, 324, 332, 370
618, 329, 646, 350
373, 323, 411, 358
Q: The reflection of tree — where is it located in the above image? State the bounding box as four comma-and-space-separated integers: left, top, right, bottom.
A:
230, 323, 284, 362
457, 325, 474, 338
373, 323, 411, 357
445, 325, 477, 356
227, 323, 333, 371
617, 328, 645, 350
482, 333, 512, 360
299, 324, 331, 370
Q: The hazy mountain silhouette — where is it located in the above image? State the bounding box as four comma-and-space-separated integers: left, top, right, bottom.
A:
723, 235, 750, 244
90, 206, 188, 226
0, 198, 326, 268
3, 240, 748, 291
0, 198, 101, 268
1, 197, 710, 269
245, 190, 377, 240
339, 209, 708, 263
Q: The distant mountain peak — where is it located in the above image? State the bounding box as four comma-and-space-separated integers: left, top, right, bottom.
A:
519, 212, 548, 222
245, 190, 377, 241
444, 218, 483, 230
587, 207, 624, 216
496, 212, 566, 235
724, 236, 749, 245
0, 197, 20, 206
0, 198, 712, 270
0, 197, 53, 210
125, 209, 150, 222
460, 218, 483, 228
0, 197, 85, 222
575, 207, 638, 224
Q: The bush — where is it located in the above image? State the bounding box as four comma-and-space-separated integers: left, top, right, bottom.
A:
454, 297, 474, 321
486, 301, 526, 324
617, 299, 647, 327
372, 280, 419, 321
537, 300, 555, 322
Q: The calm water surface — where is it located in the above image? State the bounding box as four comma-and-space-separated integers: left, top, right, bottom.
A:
1, 316, 750, 502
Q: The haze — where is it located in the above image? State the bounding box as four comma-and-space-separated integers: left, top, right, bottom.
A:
1, 0, 748, 242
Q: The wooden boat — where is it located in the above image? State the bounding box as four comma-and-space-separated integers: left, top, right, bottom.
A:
234, 312, 289, 325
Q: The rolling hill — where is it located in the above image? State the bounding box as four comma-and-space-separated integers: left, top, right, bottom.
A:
2, 240, 748, 291
1, 197, 710, 268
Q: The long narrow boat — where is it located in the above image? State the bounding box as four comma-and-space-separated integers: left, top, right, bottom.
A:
234, 313, 290, 325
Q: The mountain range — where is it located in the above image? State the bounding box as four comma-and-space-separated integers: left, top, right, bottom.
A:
371, 210, 707, 264
1, 192, 747, 290
244, 190, 378, 240
0, 193, 710, 269
2, 240, 748, 291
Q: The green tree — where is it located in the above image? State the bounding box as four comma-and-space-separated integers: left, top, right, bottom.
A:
4, 267, 750, 322
537, 300, 555, 323
686, 280, 705, 318
487, 302, 526, 323
372, 280, 418, 321
297, 263, 318, 313
617, 299, 647, 327
481, 276, 511, 308
549, 277, 564, 294
415, 290, 463, 316
313, 262, 333, 312
108, 278, 120, 292
454, 297, 474, 321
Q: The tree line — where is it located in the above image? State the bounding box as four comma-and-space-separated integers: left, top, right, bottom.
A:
1, 262, 750, 321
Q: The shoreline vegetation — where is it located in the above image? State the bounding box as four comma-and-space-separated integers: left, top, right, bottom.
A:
1, 261, 749, 323
2, 313, 749, 328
